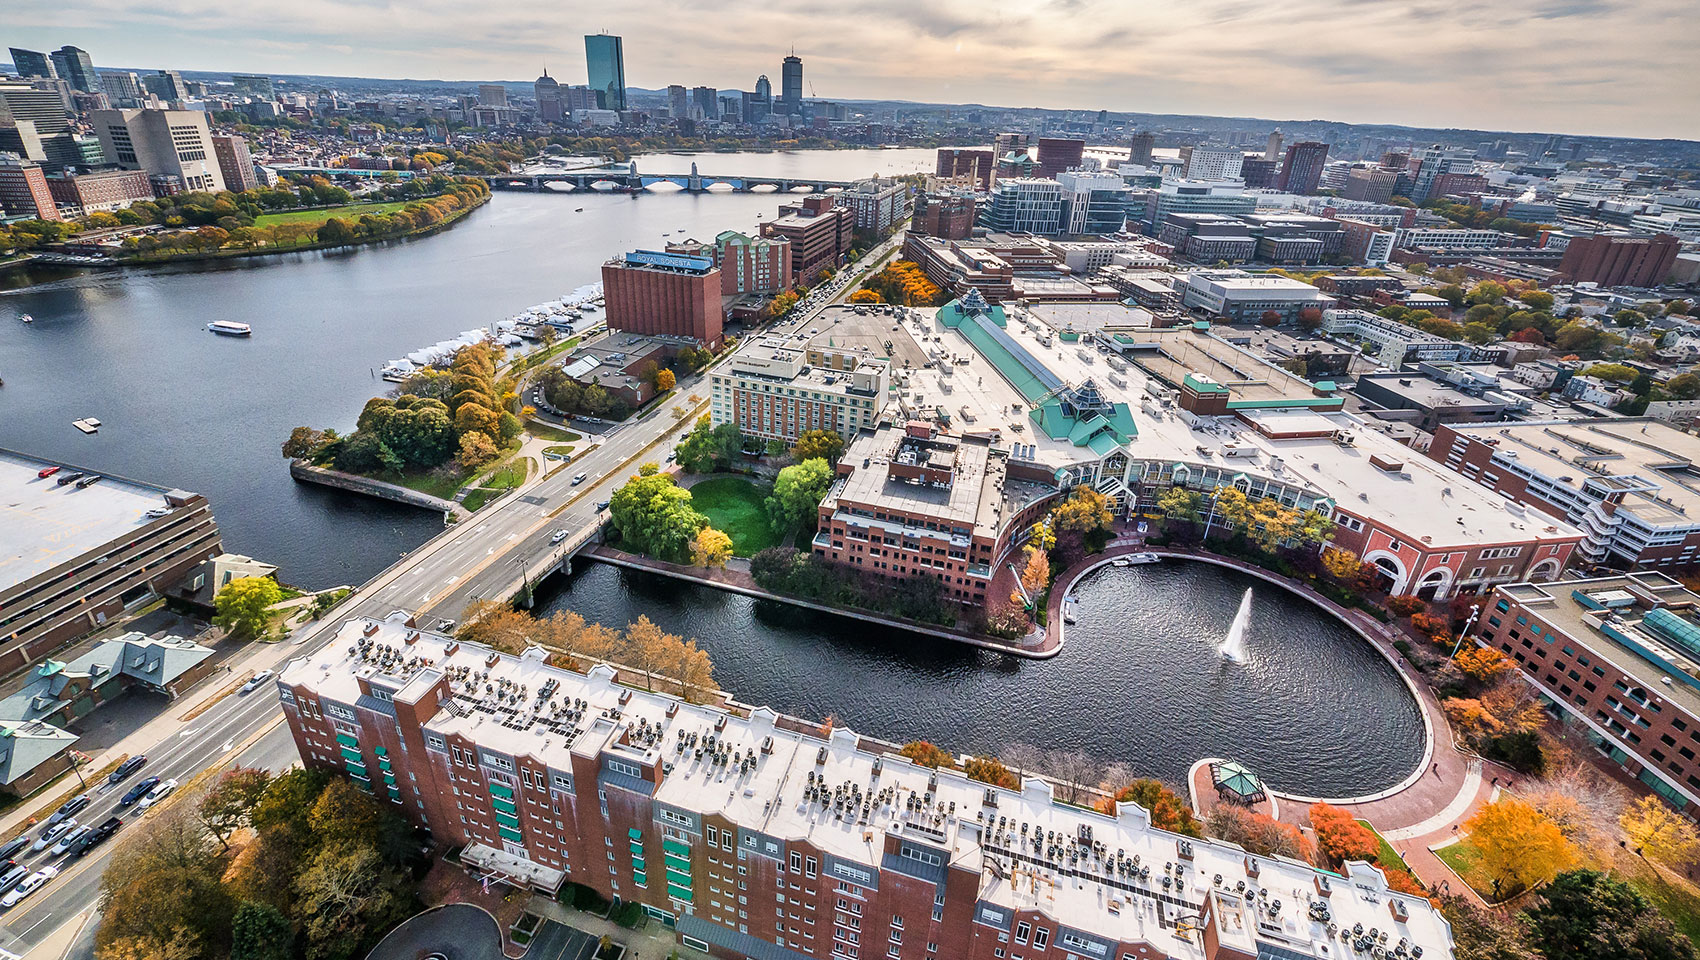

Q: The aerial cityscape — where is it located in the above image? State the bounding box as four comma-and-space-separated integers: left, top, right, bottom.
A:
2, 8, 1700, 960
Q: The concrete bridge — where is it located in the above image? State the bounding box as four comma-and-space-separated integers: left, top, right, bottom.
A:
488, 160, 856, 194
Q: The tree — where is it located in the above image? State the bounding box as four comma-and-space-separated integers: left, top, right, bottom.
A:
964, 756, 1018, 789
1321, 547, 1362, 582
229, 901, 295, 960
1621, 795, 1700, 867
899, 741, 952, 768
199, 767, 273, 849
690, 527, 734, 568
315, 217, 355, 245
766, 458, 834, 530
455, 599, 537, 653
1309, 803, 1380, 865
1664, 373, 1700, 400
1463, 796, 1576, 899
1050, 486, 1113, 535
1465, 281, 1507, 306
1297, 306, 1323, 331
97, 805, 234, 957
214, 577, 284, 639
1105, 780, 1201, 837
282, 426, 327, 460
1018, 546, 1050, 597
791, 429, 846, 464
656, 368, 676, 391
848, 289, 882, 303
674, 414, 742, 474
622, 615, 682, 691
307, 780, 381, 850
456, 430, 500, 471
1158, 487, 1203, 523
1204, 805, 1312, 861
1259, 309, 1282, 327
292, 842, 411, 960
1523, 869, 1697, 960
1437, 895, 1532, 960
609, 473, 708, 563
250, 767, 331, 850
1584, 362, 1639, 384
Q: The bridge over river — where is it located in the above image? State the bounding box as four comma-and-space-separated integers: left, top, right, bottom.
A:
489, 160, 856, 194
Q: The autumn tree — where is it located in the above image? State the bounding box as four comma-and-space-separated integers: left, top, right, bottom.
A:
791, 429, 846, 464
1018, 546, 1050, 597
1050, 486, 1113, 535
848, 289, 883, 303
455, 598, 537, 654
609, 472, 708, 562
964, 756, 1018, 789
899, 741, 953, 768
1101, 780, 1202, 837
199, 767, 274, 850
1454, 646, 1513, 683
1320, 548, 1363, 583
214, 576, 284, 639
656, 368, 676, 391
1464, 796, 1576, 899
97, 804, 235, 958
1205, 805, 1312, 861
623, 615, 683, 691
1621, 795, 1700, 867
229, 901, 294, 960
1309, 803, 1380, 865
690, 527, 734, 568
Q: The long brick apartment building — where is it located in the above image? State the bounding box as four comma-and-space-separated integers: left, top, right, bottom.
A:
279, 611, 1455, 960
762, 196, 853, 284
602, 250, 725, 347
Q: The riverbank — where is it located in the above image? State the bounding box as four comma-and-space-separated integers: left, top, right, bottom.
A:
290, 460, 457, 514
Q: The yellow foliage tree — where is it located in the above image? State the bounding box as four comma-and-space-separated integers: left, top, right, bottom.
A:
1018, 546, 1050, 596
848, 289, 883, 304
656, 369, 676, 391
1321, 548, 1363, 581
1464, 796, 1576, 899
1050, 487, 1113, 535
690, 527, 734, 568
1621, 795, 1700, 867
1454, 646, 1514, 682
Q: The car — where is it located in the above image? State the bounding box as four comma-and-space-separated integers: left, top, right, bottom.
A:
47, 793, 89, 826
0, 864, 26, 895
550, 529, 569, 544
137, 778, 178, 810
36, 466, 60, 480
595, 500, 610, 512
106, 755, 148, 785
50, 825, 90, 856
2, 867, 58, 908
32, 819, 75, 852
0, 837, 28, 862
120, 776, 160, 806
438, 619, 457, 632
240, 669, 275, 693
71, 817, 121, 858
571, 473, 587, 486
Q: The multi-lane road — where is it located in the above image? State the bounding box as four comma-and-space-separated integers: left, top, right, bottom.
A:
0, 236, 899, 957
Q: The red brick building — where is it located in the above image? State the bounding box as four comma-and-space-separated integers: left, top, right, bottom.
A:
761, 195, 853, 284
0, 154, 61, 221
935, 147, 993, 190
911, 192, 976, 240
1035, 136, 1085, 180
602, 250, 724, 347
210, 133, 260, 192
1559, 232, 1680, 288
43, 168, 153, 215
1428, 172, 1489, 200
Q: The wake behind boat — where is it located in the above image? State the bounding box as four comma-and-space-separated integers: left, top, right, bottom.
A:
207, 321, 252, 337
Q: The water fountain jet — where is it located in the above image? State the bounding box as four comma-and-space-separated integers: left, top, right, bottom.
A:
1220, 588, 1253, 662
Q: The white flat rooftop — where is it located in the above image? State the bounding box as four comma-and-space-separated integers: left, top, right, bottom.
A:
0, 450, 174, 588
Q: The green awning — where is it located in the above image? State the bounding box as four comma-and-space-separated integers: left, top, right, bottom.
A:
1213, 760, 1265, 799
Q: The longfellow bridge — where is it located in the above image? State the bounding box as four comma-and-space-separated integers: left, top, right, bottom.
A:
487, 160, 856, 194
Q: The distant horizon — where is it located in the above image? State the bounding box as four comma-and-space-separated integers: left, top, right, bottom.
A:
7, 0, 1697, 142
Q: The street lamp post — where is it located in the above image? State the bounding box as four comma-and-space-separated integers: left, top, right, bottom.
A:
1451, 603, 1483, 659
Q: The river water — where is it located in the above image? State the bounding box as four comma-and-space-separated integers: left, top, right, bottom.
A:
0, 146, 1423, 795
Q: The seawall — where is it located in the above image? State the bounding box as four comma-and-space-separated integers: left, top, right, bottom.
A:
289, 460, 455, 513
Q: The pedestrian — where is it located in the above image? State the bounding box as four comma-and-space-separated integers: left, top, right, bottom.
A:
1432, 762, 1440, 778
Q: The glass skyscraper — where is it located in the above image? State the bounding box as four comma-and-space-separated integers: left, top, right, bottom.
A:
780, 55, 802, 113
8, 48, 53, 79
584, 34, 626, 112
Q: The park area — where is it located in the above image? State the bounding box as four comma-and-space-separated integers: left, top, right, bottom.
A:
254, 200, 415, 227
689, 476, 784, 556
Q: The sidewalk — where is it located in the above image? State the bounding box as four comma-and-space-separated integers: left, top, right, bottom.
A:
526, 896, 687, 960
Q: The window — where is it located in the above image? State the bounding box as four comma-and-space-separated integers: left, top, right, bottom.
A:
1016, 922, 1031, 944
607, 758, 643, 778
1033, 929, 1049, 949
791, 851, 804, 873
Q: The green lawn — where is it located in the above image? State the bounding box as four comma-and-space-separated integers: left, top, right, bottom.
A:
1613, 850, 1700, 943
1434, 838, 1499, 901
388, 464, 472, 501
254, 200, 414, 227
1357, 819, 1410, 873
543, 444, 576, 460
690, 477, 783, 556
525, 420, 583, 443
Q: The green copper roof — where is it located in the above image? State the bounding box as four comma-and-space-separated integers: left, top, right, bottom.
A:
1182, 374, 1228, 395
1213, 760, 1265, 798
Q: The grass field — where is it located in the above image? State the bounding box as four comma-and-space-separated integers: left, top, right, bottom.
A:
1434, 838, 1499, 901
254, 200, 413, 227
690, 477, 782, 556
1357, 820, 1410, 873
1612, 849, 1700, 943
525, 421, 583, 443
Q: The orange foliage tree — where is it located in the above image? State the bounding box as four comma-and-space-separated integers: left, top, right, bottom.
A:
964, 756, 1019, 789
1099, 780, 1202, 838
899, 741, 953, 768
1310, 803, 1380, 865
861, 260, 945, 306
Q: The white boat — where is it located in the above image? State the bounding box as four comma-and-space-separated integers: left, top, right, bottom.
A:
18, 314, 32, 323
380, 359, 418, 382
207, 321, 252, 337
1125, 552, 1160, 565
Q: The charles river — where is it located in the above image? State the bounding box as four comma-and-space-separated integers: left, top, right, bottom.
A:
0, 148, 1421, 796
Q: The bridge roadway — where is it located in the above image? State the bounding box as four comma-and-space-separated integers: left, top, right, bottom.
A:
489, 167, 857, 194
0, 236, 912, 957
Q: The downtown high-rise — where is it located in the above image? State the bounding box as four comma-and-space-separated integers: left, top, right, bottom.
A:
780, 54, 803, 114
585, 33, 626, 112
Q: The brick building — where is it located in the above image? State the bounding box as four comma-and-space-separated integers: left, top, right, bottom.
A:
713, 230, 792, 296
1558, 232, 1680, 288
761, 195, 853, 284
1474, 574, 1700, 810
934, 147, 993, 190
1034, 136, 1085, 180
911, 192, 976, 240
278, 611, 1456, 960
1276, 141, 1329, 195
210, 133, 260, 192
43, 168, 153, 215
601, 250, 725, 347
709, 316, 889, 445
0, 153, 61, 220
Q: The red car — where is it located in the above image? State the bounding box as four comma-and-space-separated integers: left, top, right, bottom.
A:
36, 466, 60, 479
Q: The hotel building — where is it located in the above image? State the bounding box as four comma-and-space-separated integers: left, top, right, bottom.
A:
762, 196, 854, 284
602, 250, 725, 347
278, 612, 1456, 960
708, 307, 892, 445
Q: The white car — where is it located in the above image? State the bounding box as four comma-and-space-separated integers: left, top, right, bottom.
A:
50, 825, 90, 856
137, 778, 177, 811
550, 529, 569, 544
240, 670, 274, 693
2, 867, 56, 907
32, 819, 75, 852
571, 473, 587, 486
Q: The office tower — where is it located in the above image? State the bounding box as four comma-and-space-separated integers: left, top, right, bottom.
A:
761, 195, 853, 281
1343, 166, 1398, 203
0, 152, 62, 220
1265, 129, 1283, 161
9, 49, 53, 80
1180, 145, 1243, 181
980, 177, 1065, 234
210, 134, 259, 192
754, 74, 771, 103
994, 132, 1028, 160
780, 54, 802, 114
584, 34, 626, 112
691, 86, 716, 120
141, 70, 187, 101
602, 250, 724, 346
100, 72, 142, 107
534, 71, 563, 122
1277, 141, 1329, 194
477, 84, 507, 107
48, 46, 97, 93
667, 84, 688, 118
1128, 130, 1155, 166
1035, 136, 1085, 179
1056, 169, 1131, 235
92, 108, 226, 192
1238, 157, 1277, 189
0, 82, 77, 165
230, 74, 275, 99
1408, 144, 1476, 202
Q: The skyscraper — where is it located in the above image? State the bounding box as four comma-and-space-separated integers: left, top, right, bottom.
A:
1264, 129, 1283, 161
210, 134, 259, 192
230, 74, 275, 99
1277, 141, 1329, 194
780, 54, 802, 113
754, 74, 771, 102
477, 84, 507, 107
691, 86, 717, 120
584, 34, 626, 112
91, 108, 226, 193
48, 46, 97, 93
534, 71, 562, 122
8, 48, 53, 80
141, 70, 187, 102
100, 72, 142, 107
1409, 144, 1476, 202
667, 84, 688, 118
1128, 130, 1155, 166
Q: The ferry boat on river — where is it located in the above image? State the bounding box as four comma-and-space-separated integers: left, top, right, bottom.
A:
207, 321, 253, 337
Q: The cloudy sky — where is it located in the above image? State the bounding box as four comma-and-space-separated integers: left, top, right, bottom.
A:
8, 0, 1697, 140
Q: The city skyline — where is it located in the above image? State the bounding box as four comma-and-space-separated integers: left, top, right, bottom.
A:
6, 0, 1697, 141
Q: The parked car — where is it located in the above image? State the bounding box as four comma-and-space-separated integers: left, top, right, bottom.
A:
46, 793, 89, 826
240, 670, 274, 693
50, 825, 90, 856
0, 837, 29, 861
438, 619, 457, 633
0, 864, 26, 896
71, 817, 122, 858
106, 755, 148, 785
2, 867, 58, 908
32, 820, 75, 852
120, 776, 160, 807
136, 778, 177, 811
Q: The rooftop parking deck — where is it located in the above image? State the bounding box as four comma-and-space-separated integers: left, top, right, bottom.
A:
0, 449, 180, 588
